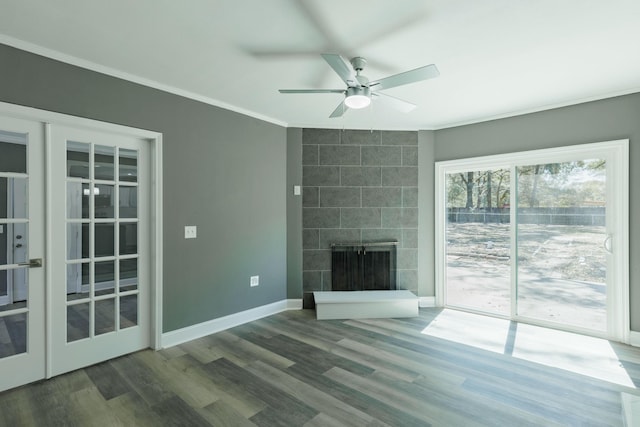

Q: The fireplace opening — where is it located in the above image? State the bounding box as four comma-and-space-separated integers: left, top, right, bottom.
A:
331, 241, 397, 291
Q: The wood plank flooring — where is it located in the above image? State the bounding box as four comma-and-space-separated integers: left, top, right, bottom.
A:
0, 308, 637, 426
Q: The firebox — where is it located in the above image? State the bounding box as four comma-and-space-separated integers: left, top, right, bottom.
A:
330, 241, 397, 291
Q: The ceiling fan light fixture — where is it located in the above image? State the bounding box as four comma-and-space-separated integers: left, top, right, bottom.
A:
344, 86, 371, 109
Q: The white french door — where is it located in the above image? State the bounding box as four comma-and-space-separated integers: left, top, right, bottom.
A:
0, 106, 159, 392
49, 124, 150, 376
435, 140, 629, 342
0, 116, 45, 392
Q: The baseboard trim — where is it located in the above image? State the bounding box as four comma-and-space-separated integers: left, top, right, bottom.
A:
629, 331, 640, 347
286, 298, 303, 310
419, 296, 436, 308
161, 298, 302, 348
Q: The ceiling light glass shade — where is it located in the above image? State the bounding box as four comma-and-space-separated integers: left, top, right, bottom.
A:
344, 86, 371, 109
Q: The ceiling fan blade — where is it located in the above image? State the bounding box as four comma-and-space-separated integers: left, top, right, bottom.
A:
321, 54, 359, 87
372, 92, 417, 113
279, 89, 345, 94
329, 101, 348, 118
369, 64, 440, 91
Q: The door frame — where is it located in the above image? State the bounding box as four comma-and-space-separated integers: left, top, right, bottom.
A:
0, 101, 164, 378
435, 140, 629, 343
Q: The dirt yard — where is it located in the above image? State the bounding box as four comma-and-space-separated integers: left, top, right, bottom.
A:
445, 222, 607, 331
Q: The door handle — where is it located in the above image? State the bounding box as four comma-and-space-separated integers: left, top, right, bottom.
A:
18, 258, 43, 268
603, 234, 613, 254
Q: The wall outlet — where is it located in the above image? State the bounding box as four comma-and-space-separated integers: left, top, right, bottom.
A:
184, 225, 197, 239
250, 276, 259, 287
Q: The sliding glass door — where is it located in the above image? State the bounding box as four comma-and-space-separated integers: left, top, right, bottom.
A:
444, 167, 511, 316
436, 140, 628, 341
516, 159, 607, 332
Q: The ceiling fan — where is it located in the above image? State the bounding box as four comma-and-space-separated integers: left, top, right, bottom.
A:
279, 53, 439, 118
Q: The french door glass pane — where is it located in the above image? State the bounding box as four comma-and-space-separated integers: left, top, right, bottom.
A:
67, 223, 89, 260
119, 258, 138, 292
95, 261, 115, 296
0, 133, 27, 173
0, 269, 28, 313
94, 185, 115, 218
120, 295, 137, 329
66, 182, 90, 219
119, 223, 137, 255
95, 298, 115, 335
95, 223, 115, 257
0, 223, 29, 265
119, 149, 137, 182
0, 178, 28, 218
445, 168, 511, 315
95, 145, 115, 181
516, 160, 607, 331
67, 141, 90, 179
67, 303, 90, 342
66, 263, 89, 301
119, 186, 137, 218
0, 313, 26, 358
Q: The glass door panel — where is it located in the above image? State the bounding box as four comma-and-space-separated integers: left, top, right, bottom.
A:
445, 168, 511, 315
0, 117, 45, 392
1, 134, 30, 356
52, 124, 147, 377
516, 159, 607, 331
438, 141, 627, 341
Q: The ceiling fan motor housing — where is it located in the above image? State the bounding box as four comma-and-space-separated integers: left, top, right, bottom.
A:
346, 86, 371, 98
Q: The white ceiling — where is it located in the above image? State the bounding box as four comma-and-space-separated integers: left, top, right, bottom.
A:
1, 0, 640, 130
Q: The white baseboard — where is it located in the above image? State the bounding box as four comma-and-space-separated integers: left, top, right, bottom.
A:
286, 298, 303, 310
419, 296, 436, 307
629, 331, 640, 347
161, 298, 302, 348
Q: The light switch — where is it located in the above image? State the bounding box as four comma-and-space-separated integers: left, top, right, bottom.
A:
294, 185, 301, 196
0, 224, 3, 234
184, 225, 197, 239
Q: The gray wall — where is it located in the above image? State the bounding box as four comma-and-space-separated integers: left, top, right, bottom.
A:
301, 128, 420, 306
418, 130, 436, 298
0, 44, 288, 332
433, 92, 640, 331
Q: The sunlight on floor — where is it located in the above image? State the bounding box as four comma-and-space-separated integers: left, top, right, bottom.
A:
421, 309, 635, 388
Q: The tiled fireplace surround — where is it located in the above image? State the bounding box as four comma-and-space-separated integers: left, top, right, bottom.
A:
302, 128, 419, 308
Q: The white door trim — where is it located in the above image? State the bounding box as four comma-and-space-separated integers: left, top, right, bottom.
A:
0, 101, 164, 380
435, 139, 629, 343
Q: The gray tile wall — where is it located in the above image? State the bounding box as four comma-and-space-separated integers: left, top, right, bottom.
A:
302, 128, 419, 306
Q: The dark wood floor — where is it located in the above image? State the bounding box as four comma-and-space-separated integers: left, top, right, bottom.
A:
0, 308, 636, 426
